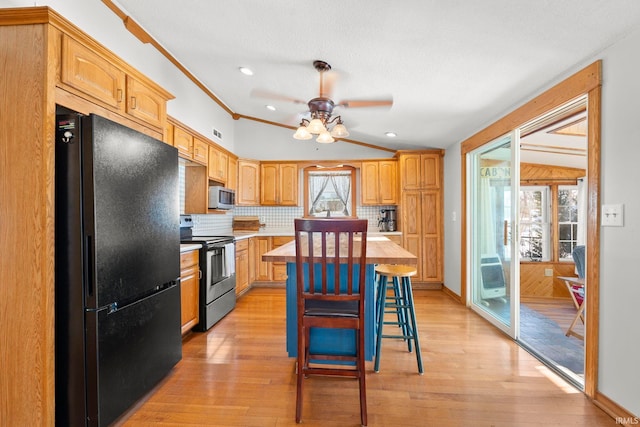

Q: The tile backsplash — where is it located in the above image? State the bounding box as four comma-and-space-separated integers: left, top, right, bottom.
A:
190, 205, 395, 235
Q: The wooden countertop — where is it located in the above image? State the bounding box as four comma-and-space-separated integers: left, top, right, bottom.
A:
262, 236, 417, 265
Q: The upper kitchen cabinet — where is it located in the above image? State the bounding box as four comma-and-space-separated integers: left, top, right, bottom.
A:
208, 146, 228, 183
261, 162, 298, 206
227, 156, 238, 191
361, 160, 398, 205
399, 151, 441, 190
237, 159, 260, 206
172, 124, 193, 157
192, 137, 209, 166
58, 34, 172, 133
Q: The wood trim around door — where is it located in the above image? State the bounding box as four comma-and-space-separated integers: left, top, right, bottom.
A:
459, 60, 601, 399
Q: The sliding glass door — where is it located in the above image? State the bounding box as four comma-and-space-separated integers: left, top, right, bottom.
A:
468, 132, 519, 336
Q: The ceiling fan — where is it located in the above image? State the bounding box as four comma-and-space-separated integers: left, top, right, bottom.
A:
254, 60, 393, 142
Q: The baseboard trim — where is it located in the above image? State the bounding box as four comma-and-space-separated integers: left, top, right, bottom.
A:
593, 391, 638, 424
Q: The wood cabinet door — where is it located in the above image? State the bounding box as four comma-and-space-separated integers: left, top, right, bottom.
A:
360, 161, 380, 205
192, 138, 208, 165
236, 248, 249, 295
279, 163, 298, 206
255, 236, 272, 281
125, 76, 166, 128
421, 153, 441, 189
260, 163, 279, 205
400, 153, 422, 190
421, 190, 442, 282
237, 160, 260, 205
173, 125, 193, 157
402, 191, 423, 280
61, 35, 126, 110
378, 160, 398, 204
248, 237, 256, 284
163, 121, 174, 146
228, 157, 238, 191
180, 265, 199, 334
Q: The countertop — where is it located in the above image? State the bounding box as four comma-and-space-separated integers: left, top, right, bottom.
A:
180, 243, 202, 252
232, 228, 402, 240
262, 235, 416, 265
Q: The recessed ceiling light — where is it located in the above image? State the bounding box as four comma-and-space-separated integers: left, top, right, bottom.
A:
239, 67, 253, 76
385, 132, 397, 137
266, 105, 276, 111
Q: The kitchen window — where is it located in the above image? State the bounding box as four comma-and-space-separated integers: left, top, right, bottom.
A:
303, 166, 356, 217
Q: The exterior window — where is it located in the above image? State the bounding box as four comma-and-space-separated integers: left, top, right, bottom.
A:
304, 166, 356, 218
519, 186, 550, 261
558, 186, 579, 260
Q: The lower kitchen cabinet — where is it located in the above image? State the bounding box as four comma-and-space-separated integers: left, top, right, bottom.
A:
254, 236, 272, 281
235, 239, 250, 295
180, 249, 200, 335
271, 236, 294, 281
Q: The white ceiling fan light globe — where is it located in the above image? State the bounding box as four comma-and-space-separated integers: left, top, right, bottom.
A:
293, 125, 313, 140
316, 131, 335, 143
306, 118, 326, 134
330, 123, 349, 138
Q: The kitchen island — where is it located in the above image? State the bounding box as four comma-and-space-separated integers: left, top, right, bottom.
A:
262, 235, 417, 360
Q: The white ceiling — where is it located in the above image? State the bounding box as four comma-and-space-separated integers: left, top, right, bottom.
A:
114, 0, 640, 156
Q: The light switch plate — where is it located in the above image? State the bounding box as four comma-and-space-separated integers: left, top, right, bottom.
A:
601, 204, 624, 227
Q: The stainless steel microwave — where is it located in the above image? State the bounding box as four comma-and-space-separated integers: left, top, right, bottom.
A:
208, 186, 235, 209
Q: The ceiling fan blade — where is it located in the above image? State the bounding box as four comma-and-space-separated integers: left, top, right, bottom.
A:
337, 99, 393, 108
250, 88, 306, 104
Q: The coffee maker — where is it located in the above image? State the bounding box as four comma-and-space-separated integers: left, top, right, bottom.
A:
378, 208, 397, 232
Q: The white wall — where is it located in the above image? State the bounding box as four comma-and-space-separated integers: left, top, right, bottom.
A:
443, 144, 462, 295
596, 26, 640, 416
4, 0, 637, 417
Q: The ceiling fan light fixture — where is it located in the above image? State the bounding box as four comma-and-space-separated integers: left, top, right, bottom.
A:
293, 125, 313, 140
316, 131, 335, 143
330, 122, 349, 138
307, 118, 326, 134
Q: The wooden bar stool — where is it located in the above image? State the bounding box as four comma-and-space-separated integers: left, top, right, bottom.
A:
374, 264, 423, 374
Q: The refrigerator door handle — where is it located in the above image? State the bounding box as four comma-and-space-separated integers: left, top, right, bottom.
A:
85, 235, 95, 298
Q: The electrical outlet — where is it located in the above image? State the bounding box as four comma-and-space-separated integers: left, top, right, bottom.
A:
601, 204, 624, 227
544, 268, 553, 277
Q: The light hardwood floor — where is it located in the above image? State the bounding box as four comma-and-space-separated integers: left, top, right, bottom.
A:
117, 287, 614, 426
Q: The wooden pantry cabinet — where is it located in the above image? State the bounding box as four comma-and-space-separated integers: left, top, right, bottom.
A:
361, 160, 398, 205
397, 150, 444, 284
260, 162, 298, 206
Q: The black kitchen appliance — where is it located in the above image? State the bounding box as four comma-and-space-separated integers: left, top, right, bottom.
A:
55, 110, 182, 426
180, 215, 236, 331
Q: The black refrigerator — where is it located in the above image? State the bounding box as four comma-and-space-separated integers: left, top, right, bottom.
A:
55, 112, 182, 426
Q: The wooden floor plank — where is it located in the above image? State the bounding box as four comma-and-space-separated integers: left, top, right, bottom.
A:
116, 288, 614, 427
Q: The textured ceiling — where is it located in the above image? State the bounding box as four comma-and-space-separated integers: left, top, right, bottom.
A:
114, 0, 640, 155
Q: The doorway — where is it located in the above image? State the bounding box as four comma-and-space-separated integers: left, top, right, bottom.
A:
461, 61, 601, 397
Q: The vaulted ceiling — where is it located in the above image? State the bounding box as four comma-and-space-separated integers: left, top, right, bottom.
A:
112, 0, 640, 164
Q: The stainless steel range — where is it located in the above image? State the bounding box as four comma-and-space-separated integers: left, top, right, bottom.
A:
180, 215, 235, 331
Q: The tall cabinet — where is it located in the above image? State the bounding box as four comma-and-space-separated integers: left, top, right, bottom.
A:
398, 150, 444, 284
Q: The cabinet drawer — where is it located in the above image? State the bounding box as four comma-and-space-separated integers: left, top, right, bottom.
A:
180, 250, 199, 269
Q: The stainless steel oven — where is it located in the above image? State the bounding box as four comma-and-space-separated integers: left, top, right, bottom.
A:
180, 216, 236, 331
